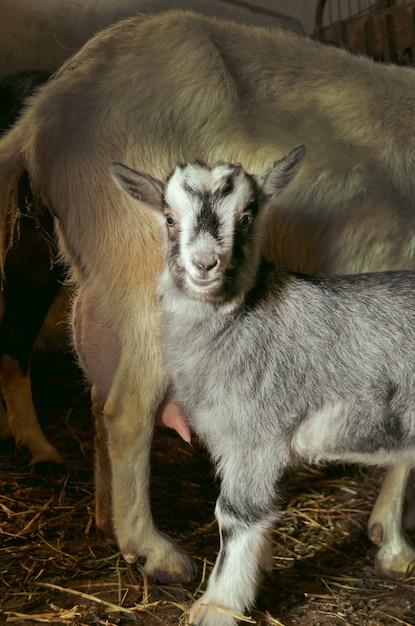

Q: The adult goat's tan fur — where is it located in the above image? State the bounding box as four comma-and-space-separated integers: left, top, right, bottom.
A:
1, 10, 415, 582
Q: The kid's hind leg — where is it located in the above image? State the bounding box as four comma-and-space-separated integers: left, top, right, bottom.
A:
368, 463, 415, 578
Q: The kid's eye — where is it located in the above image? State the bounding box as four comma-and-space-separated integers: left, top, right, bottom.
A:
166, 214, 175, 226
239, 214, 252, 228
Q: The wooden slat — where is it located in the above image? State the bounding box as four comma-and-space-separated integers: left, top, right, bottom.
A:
314, 1, 415, 66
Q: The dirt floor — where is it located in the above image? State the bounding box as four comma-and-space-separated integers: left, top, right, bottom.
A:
1, 351, 415, 626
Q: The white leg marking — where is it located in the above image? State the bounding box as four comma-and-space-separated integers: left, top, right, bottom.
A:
189, 502, 274, 626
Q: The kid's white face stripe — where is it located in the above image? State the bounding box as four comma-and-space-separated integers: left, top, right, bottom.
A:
164, 162, 255, 236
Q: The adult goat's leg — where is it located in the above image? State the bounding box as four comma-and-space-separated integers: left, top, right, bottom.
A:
103, 356, 194, 583
0, 212, 65, 465
72, 278, 194, 582
93, 386, 114, 540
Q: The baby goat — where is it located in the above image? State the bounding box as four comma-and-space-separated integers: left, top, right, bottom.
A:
111, 145, 415, 626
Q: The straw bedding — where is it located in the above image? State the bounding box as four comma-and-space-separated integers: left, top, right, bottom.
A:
1, 351, 414, 626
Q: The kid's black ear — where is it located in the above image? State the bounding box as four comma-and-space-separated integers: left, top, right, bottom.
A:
258, 144, 305, 199
110, 162, 164, 207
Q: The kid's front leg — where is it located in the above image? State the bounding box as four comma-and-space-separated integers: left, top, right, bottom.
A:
189, 491, 276, 626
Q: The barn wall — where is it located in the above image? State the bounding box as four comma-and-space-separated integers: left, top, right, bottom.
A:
0, 0, 315, 78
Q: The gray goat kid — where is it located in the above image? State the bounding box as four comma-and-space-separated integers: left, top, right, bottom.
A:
111, 145, 415, 626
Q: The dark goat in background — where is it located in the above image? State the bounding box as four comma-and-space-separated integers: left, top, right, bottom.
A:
0, 70, 66, 464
